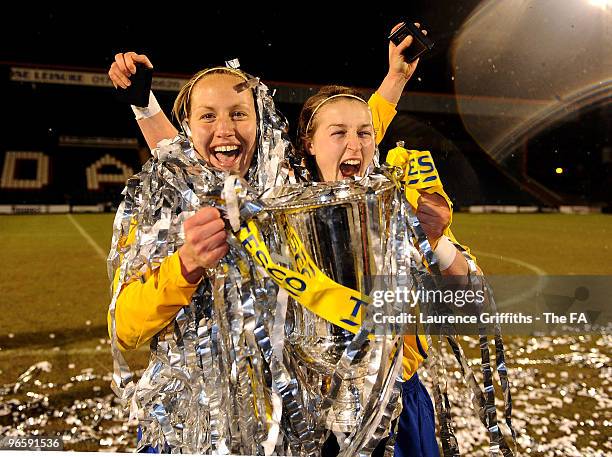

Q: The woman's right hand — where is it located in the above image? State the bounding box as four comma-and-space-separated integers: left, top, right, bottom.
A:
108, 51, 153, 89
388, 22, 426, 82
178, 207, 229, 283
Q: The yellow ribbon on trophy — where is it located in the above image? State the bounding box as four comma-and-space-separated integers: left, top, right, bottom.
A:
235, 143, 447, 333
237, 218, 368, 334
385, 142, 453, 224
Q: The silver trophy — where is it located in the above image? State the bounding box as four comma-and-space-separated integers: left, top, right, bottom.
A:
261, 176, 402, 435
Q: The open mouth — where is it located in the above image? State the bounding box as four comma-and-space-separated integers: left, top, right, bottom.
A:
339, 159, 362, 178
212, 145, 242, 169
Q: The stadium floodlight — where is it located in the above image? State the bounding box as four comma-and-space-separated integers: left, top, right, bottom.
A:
588, 0, 610, 10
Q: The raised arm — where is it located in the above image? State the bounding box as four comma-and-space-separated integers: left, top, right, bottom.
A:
369, 23, 426, 144
109, 52, 178, 149
376, 22, 427, 105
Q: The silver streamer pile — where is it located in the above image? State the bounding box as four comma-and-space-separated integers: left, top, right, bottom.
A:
2, 335, 609, 454
106, 135, 518, 455
106, 136, 416, 454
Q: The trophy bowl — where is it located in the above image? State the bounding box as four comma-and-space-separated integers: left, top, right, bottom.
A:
261, 177, 396, 431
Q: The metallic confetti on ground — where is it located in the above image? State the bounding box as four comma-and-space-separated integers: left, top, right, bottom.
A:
0, 334, 610, 455
421, 334, 611, 457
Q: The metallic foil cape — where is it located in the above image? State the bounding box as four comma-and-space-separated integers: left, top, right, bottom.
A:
106, 136, 272, 454
107, 158, 432, 455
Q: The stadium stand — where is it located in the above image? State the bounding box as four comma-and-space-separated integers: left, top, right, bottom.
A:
1, 63, 608, 213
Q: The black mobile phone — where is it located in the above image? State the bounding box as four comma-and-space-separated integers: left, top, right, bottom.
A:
114, 63, 153, 107
388, 21, 434, 63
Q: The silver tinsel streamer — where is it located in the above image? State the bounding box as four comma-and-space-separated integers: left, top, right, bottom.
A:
108, 143, 433, 455
379, 164, 518, 457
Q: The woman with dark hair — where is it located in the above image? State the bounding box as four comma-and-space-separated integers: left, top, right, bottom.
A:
294, 83, 478, 456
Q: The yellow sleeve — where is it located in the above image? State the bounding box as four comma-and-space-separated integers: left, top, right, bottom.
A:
107, 222, 200, 351
368, 92, 397, 145
402, 335, 428, 381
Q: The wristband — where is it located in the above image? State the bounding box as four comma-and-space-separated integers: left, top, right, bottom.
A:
433, 236, 457, 271
131, 91, 161, 120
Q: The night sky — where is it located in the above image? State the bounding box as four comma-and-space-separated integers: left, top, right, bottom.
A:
2, 4, 609, 205
2, 4, 482, 91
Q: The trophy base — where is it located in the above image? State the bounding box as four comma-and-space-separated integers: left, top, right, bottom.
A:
323, 373, 366, 433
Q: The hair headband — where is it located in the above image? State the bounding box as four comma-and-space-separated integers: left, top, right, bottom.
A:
305, 94, 369, 134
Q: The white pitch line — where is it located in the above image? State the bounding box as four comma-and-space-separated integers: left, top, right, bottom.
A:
66, 214, 106, 261
0, 346, 108, 357
472, 250, 547, 276
472, 250, 547, 307
0, 345, 149, 357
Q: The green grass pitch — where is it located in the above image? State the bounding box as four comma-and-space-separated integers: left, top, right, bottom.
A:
0, 213, 610, 452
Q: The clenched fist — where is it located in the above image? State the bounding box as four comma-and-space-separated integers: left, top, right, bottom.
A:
178, 207, 228, 283
415, 191, 450, 247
